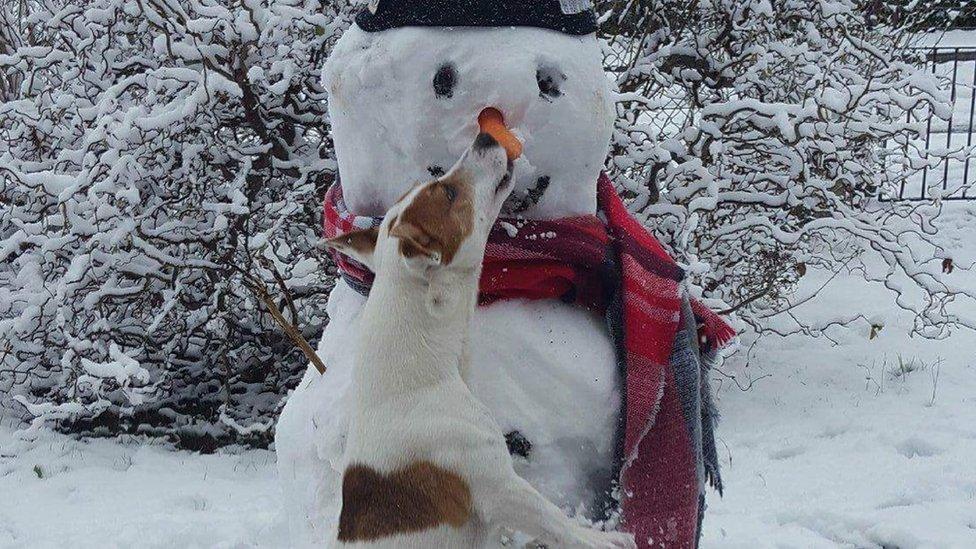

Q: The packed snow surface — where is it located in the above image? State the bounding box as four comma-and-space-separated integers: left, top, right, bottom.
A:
0, 428, 285, 548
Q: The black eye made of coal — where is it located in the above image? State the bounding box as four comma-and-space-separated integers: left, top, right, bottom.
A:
433, 63, 457, 98
536, 65, 566, 101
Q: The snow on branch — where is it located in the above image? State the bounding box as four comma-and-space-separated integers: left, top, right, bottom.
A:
600, 0, 976, 340
2, 0, 973, 447
0, 0, 357, 448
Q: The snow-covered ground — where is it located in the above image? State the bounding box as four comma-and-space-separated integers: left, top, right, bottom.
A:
702, 207, 976, 548
0, 426, 287, 548
3, 204, 974, 548
921, 30, 976, 48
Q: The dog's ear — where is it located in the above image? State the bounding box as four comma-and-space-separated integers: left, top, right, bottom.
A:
321, 227, 378, 270
389, 218, 443, 267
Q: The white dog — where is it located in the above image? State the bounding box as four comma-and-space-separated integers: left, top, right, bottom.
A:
322, 133, 636, 549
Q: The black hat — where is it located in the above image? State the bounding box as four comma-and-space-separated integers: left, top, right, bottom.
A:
356, 0, 597, 36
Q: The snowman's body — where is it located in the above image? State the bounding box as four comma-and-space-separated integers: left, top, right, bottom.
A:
275, 20, 622, 546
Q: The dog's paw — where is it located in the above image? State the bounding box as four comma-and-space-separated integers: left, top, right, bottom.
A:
564, 527, 637, 549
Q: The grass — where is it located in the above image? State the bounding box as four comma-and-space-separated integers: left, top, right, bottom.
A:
858, 354, 945, 399
891, 355, 923, 380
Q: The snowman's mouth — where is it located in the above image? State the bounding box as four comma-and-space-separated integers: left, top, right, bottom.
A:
494, 160, 515, 196
502, 175, 550, 216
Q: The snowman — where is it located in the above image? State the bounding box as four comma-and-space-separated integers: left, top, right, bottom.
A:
275, 1, 733, 547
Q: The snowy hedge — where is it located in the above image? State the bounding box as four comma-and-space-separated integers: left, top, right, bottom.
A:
1, 0, 354, 449
603, 0, 976, 338
2, 0, 972, 449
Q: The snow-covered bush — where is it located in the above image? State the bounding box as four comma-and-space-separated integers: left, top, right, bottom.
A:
882, 1, 976, 30
1, 0, 354, 449
3, 0, 972, 447
601, 0, 976, 338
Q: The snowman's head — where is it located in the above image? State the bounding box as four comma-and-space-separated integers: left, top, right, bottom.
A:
323, 0, 613, 220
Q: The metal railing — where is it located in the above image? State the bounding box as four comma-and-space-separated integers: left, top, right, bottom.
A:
892, 46, 976, 201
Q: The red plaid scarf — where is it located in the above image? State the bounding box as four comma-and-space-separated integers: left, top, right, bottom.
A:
323, 173, 735, 548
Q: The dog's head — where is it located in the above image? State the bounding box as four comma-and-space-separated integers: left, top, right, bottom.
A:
324, 133, 514, 277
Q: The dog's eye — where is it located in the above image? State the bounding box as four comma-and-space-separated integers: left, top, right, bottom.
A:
433, 63, 457, 98
536, 65, 566, 101
442, 184, 458, 203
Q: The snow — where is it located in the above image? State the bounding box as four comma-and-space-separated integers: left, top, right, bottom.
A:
919, 30, 976, 48
79, 343, 150, 387
4, 206, 974, 547
322, 24, 613, 219
880, 33, 976, 200
4, 14, 976, 548
0, 426, 286, 548
702, 204, 976, 547
558, 0, 594, 16
887, 147, 975, 200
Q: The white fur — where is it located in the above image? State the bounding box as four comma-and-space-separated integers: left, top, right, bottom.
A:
331, 140, 634, 549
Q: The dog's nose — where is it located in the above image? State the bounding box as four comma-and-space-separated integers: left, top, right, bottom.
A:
473, 132, 500, 152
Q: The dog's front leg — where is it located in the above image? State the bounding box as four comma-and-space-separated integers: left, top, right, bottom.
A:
481, 476, 636, 549
458, 280, 479, 384
458, 329, 473, 382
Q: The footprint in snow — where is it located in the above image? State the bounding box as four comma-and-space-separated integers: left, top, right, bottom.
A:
876, 494, 925, 510
817, 424, 851, 439
769, 446, 806, 460
174, 494, 211, 512
895, 437, 942, 458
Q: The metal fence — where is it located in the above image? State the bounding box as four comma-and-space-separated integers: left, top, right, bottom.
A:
892, 46, 976, 201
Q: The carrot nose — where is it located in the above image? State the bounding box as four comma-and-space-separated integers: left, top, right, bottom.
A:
477, 108, 522, 161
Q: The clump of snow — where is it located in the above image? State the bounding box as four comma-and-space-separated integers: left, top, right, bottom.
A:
80, 343, 150, 387
499, 221, 520, 238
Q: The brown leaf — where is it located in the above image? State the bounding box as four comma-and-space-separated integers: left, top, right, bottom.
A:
942, 258, 953, 274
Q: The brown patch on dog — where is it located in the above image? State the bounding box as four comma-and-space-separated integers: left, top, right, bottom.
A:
327, 227, 378, 257
393, 182, 421, 206
389, 174, 474, 264
337, 461, 473, 543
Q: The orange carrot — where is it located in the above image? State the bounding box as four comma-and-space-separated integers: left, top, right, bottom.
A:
478, 107, 523, 161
